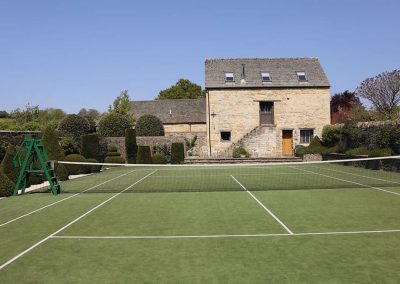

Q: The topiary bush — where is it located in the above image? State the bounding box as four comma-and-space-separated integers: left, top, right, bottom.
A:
54, 162, 69, 181
42, 125, 65, 160
232, 146, 250, 158
104, 145, 125, 164
64, 154, 89, 175
152, 153, 167, 164
0, 145, 19, 183
170, 143, 184, 164
0, 170, 14, 197
135, 115, 165, 136
86, 158, 102, 173
60, 136, 80, 156
58, 114, 90, 138
322, 125, 341, 147
98, 113, 132, 137
125, 128, 137, 164
81, 133, 102, 161
136, 146, 152, 164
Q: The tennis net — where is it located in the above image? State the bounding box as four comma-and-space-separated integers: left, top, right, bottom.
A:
32, 156, 400, 194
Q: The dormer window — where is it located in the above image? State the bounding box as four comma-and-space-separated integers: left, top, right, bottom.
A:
225, 72, 234, 82
261, 72, 271, 82
297, 71, 307, 81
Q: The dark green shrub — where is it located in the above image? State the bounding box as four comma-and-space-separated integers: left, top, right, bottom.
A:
152, 144, 171, 162
376, 125, 400, 154
345, 146, 369, 156
54, 162, 69, 181
64, 154, 88, 175
86, 158, 102, 173
339, 123, 367, 152
0, 145, 18, 183
125, 129, 137, 164
104, 145, 125, 164
60, 136, 80, 155
0, 170, 14, 197
98, 113, 131, 137
58, 114, 90, 138
232, 146, 250, 158
136, 146, 152, 164
135, 115, 165, 136
81, 133, 102, 161
42, 125, 65, 160
83, 115, 96, 133
322, 125, 341, 147
171, 143, 184, 164
309, 136, 323, 148
0, 140, 7, 162
368, 148, 392, 157
152, 153, 167, 164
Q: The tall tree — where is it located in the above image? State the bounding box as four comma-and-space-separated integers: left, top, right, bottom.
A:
108, 90, 131, 115
331, 90, 369, 123
156, 79, 205, 100
355, 70, 400, 120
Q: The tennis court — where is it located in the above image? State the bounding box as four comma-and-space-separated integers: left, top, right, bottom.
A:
1, 157, 400, 283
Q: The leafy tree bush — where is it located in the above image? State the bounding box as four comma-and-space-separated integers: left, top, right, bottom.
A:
42, 125, 65, 160
60, 136, 80, 156
81, 134, 102, 161
171, 143, 184, 164
98, 113, 132, 137
58, 114, 90, 138
345, 146, 369, 156
135, 115, 164, 137
232, 146, 250, 158
0, 140, 7, 162
54, 162, 69, 181
152, 144, 171, 162
125, 129, 137, 164
104, 145, 125, 164
156, 79, 205, 100
0, 145, 19, 183
83, 115, 97, 133
0, 170, 14, 197
152, 153, 167, 164
64, 154, 89, 175
86, 158, 102, 173
322, 125, 341, 147
339, 123, 367, 152
376, 125, 400, 153
136, 146, 152, 164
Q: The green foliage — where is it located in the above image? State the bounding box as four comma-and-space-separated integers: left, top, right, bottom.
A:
42, 125, 65, 160
232, 147, 250, 158
136, 146, 152, 164
0, 140, 8, 162
0, 145, 18, 183
152, 144, 171, 162
135, 115, 164, 136
104, 145, 125, 164
295, 136, 337, 156
171, 143, 184, 164
0, 170, 14, 197
60, 136, 80, 156
98, 113, 132, 137
125, 128, 137, 164
85, 158, 102, 173
322, 125, 341, 147
152, 153, 167, 164
58, 114, 90, 138
368, 148, 392, 157
184, 135, 197, 156
78, 108, 101, 121
83, 115, 97, 133
0, 110, 9, 118
55, 162, 69, 181
339, 123, 367, 152
376, 125, 400, 152
157, 79, 205, 100
345, 146, 369, 156
108, 90, 131, 115
309, 136, 323, 148
81, 133, 102, 161
64, 154, 89, 175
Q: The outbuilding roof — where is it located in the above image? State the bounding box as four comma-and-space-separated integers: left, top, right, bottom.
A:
130, 98, 206, 124
205, 58, 330, 88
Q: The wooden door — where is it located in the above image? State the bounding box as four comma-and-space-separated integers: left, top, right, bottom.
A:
282, 130, 293, 156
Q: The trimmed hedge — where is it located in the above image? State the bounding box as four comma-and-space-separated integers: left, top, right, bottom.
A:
152, 153, 167, 164
322, 125, 341, 147
232, 146, 250, 158
104, 145, 125, 164
60, 136, 80, 156
64, 154, 89, 175
58, 114, 90, 138
86, 158, 102, 173
125, 128, 137, 164
81, 133, 102, 161
171, 143, 184, 164
135, 115, 165, 136
0, 145, 18, 183
98, 113, 131, 137
0, 170, 14, 197
136, 146, 152, 164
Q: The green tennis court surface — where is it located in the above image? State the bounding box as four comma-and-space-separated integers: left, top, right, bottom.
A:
1, 161, 400, 283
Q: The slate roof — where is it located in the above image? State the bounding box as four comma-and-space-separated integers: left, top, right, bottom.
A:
130, 98, 206, 124
205, 58, 330, 88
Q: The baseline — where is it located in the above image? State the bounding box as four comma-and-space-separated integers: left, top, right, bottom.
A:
0, 170, 137, 228
231, 175, 293, 234
0, 170, 157, 270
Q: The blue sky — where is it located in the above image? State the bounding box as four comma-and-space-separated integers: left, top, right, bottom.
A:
0, 0, 399, 113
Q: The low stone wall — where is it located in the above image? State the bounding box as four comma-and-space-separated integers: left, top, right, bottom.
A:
303, 153, 323, 162
0, 131, 42, 145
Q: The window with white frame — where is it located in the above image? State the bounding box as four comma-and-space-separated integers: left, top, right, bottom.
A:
300, 129, 314, 144
225, 72, 234, 82
261, 72, 271, 82
297, 71, 307, 81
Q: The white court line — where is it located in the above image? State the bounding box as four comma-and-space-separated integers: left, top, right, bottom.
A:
312, 165, 400, 185
230, 175, 294, 235
0, 169, 137, 229
51, 228, 400, 239
292, 166, 400, 197
0, 170, 157, 271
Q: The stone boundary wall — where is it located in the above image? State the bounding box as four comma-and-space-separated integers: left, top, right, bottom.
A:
332, 119, 400, 129
0, 131, 42, 145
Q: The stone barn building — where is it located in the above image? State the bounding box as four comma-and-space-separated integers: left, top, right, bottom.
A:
131, 57, 330, 158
